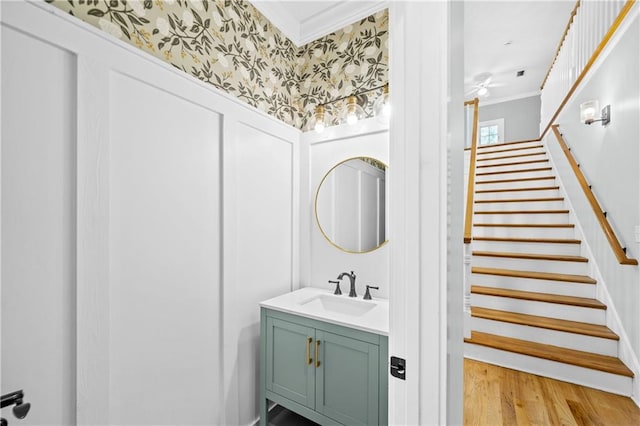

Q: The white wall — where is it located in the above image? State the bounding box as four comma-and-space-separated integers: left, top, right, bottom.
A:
222, 120, 299, 425
479, 95, 541, 141
549, 15, 640, 357
1, 24, 77, 425
1, 2, 300, 425
302, 120, 389, 299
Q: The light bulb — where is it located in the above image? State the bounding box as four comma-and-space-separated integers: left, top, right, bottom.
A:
340, 95, 364, 126
580, 100, 599, 124
312, 104, 327, 133
477, 86, 488, 96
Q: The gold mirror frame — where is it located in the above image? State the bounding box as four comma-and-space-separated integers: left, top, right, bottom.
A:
314, 156, 389, 254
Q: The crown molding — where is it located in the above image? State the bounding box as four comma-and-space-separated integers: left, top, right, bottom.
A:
250, 1, 302, 45
250, 1, 388, 47
298, 1, 388, 46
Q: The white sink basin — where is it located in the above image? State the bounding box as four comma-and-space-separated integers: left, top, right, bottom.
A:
299, 294, 376, 317
260, 287, 389, 335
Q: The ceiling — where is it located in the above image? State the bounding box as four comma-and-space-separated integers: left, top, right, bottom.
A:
464, 1, 576, 104
250, 1, 576, 104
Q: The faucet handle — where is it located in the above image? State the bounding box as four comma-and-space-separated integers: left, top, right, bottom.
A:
363, 285, 379, 300
329, 280, 342, 295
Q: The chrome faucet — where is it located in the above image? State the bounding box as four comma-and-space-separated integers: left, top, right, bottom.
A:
337, 271, 357, 297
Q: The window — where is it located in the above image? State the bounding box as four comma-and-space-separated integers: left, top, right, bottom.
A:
479, 125, 499, 145
478, 118, 504, 146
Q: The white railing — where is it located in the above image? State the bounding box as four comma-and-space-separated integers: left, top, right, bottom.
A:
540, 0, 631, 133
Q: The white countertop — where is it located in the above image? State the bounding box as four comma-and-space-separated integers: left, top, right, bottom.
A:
260, 287, 389, 336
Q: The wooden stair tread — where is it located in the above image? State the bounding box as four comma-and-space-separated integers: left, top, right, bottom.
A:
475, 197, 564, 203
473, 236, 581, 244
476, 144, 544, 155
471, 285, 606, 309
476, 167, 552, 176
476, 176, 555, 185
473, 251, 588, 263
474, 209, 569, 214
476, 159, 549, 168
464, 331, 633, 377
477, 152, 546, 162
476, 186, 560, 194
472, 266, 596, 284
470, 307, 619, 340
474, 223, 574, 228
477, 139, 541, 149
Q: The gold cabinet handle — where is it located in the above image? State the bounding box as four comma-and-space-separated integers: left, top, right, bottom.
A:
306, 337, 313, 365
315, 340, 321, 368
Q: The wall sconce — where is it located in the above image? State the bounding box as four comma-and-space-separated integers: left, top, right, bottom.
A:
313, 105, 328, 134
580, 100, 611, 126
340, 95, 365, 125
373, 84, 391, 124
311, 84, 390, 133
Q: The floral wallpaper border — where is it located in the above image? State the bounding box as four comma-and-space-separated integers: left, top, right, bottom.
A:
47, 0, 388, 130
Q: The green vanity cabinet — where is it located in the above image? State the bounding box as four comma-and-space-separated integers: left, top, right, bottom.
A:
260, 308, 388, 426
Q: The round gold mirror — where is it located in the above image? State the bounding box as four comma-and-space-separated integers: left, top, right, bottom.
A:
315, 157, 388, 253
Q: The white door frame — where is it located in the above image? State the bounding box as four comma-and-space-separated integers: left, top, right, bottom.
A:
388, 2, 464, 424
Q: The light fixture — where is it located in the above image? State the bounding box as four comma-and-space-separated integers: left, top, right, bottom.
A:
313, 105, 328, 134
477, 86, 488, 96
312, 83, 389, 133
580, 100, 611, 126
341, 95, 365, 125
373, 84, 391, 123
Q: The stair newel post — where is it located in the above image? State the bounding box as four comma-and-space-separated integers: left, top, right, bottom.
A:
463, 98, 479, 339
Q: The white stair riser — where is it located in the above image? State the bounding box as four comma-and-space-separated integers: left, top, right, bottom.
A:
464, 344, 632, 396
470, 293, 606, 324
474, 188, 561, 201
474, 200, 565, 210
477, 141, 543, 153
476, 169, 554, 181
471, 273, 595, 298
474, 212, 569, 225
473, 226, 575, 239
470, 317, 618, 356
472, 240, 582, 256
475, 178, 556, 191
477, 153, 547, 167
477, 160, 550, 173
472, 255, 588, 275
476, 147, 546, 159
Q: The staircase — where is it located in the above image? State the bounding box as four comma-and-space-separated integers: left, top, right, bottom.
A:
464, 139, 635, 396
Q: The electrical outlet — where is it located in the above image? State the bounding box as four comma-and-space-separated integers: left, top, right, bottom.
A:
635, 225, 640, 243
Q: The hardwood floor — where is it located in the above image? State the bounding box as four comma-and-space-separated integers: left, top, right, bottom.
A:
464, 359, 640, 425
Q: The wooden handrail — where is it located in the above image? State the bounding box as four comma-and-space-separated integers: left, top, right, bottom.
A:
551, 125, 637, 265
540, 0, 581, 90
541, 0, 637, 138
464, 98, 479, 244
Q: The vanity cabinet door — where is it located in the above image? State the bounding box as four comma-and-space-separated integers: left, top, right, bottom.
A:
314, 330, 380, 425
265, 317, 316, 409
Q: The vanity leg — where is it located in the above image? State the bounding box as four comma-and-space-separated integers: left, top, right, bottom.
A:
259, 397, 268, 426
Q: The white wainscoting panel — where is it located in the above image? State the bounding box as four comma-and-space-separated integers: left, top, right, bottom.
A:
1, 25, 77, 426
1, 2, 302, 425
108, 72, 222, 425
222, 120, 298, 425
